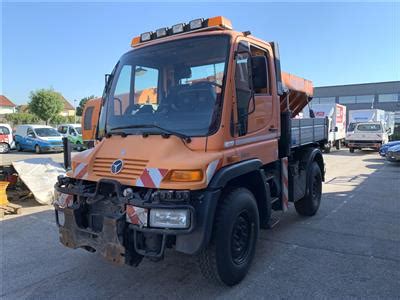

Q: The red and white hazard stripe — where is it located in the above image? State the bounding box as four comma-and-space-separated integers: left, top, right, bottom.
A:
73, 162, 88, 179
135, 168, 168, 188
281, 157, 289, 211
57, 193, 74, 208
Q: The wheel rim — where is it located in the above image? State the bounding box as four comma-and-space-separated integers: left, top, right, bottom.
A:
231, 211, 252, 265
0, 144, 6, 152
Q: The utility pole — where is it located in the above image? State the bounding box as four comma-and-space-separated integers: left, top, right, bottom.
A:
74, 99, 77, 124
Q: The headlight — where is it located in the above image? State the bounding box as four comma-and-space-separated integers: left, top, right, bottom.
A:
189, 18, 203, 30
140, 32, 152, 42
149, 209, 190, 229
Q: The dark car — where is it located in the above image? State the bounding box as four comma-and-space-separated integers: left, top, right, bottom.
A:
379, 140, 400, 157
386, 144, 400, 162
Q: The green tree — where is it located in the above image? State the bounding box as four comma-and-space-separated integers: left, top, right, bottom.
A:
76, 95, 95, 116
29, 89, 64, 124
5, 113, 40, 125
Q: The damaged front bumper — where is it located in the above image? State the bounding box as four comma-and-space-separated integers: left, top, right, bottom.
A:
54, 176, 220, 265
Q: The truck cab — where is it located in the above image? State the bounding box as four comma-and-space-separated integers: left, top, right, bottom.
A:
55, 16, 326, 285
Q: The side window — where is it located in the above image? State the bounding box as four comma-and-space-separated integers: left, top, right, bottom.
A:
113, 65, 133, 115
84, 107, 94, 130
27, 128, 35, 137
134, 66, 159, 105
59, 126, 67, 134
250, 46, 270, 94
68, 127, 75, 135
235, 48, 252, 136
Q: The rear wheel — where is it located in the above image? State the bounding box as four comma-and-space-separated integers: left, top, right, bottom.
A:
335, 140, 341, 150
0, 143, 10, 153
323, 143, 331, 153
294, 162, 322, 216
35, 145, 41, 154
197, 187, 259, 286
349, 147, 354, 153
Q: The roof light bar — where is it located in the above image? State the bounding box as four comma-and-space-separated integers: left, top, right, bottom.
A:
155, 27, 167, 38
188, 18, 204, 30
131, 16, 233, 47
171, 23, 185, 34
140, 32, 152, 42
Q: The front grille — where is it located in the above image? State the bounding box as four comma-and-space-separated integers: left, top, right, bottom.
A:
92, 157, 148, 181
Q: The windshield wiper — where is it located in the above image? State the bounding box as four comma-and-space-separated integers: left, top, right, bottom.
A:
109, 124, 192, 143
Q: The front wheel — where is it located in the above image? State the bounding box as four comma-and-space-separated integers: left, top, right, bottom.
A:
323, 143, 331, 153
16, 143, 22, 152
294, 162, 322, 216
0, 143, 10, 153
197, 188, 259, 286
335, 140, 341, 150
35, 145, 41, 154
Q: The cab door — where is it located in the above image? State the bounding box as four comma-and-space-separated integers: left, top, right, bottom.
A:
25, 128, 36, 150
232, 40, 279, 164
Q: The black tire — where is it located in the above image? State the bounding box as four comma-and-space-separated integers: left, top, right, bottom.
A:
35, 145, 41, 154
0, 143, 10, 153
76, 141, 83, 152
16, 143, 22, 152
349, 147, 354, 153
294, 162, 322, 216
324, 144, 331, 153
335, 140, 341, 150
197, 187, 259, 286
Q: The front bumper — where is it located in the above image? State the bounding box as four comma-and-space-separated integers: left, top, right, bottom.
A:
54, 177, 220, 264
347, 141, 381, 149
386, 152, 400, 162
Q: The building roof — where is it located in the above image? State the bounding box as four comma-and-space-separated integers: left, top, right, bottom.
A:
314, 81, 400, 98
0, 95, 17, 107
62, 97, 75, 110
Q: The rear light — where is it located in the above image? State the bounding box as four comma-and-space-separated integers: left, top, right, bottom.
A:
188, 18, 204, 30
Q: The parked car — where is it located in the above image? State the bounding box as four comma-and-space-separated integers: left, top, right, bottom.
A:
386, 144, 400, 162
0, 123, 14, 153
15, 125, 63, 153
57, 124, 85, 151
379, 140, 400, 157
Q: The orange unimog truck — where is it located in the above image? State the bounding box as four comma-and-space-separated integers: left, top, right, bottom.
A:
81, 97, 101, 148
55, 16, 327, 286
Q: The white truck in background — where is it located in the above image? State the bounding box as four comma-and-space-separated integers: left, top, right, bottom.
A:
304, 103, 346, 152
346, 109, 392, 153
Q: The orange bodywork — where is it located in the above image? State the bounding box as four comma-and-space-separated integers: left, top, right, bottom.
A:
81, 97, 101, 143
73, 23, 313, 191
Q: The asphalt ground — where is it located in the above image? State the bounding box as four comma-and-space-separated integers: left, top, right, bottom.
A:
1, 149, 399, 299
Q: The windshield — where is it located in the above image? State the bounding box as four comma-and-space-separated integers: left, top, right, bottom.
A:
356, 123, 382, 132
75, 127, 82, 134
35, 128, 61, 137
104, 35, 230, 136
0, 126, 10, 135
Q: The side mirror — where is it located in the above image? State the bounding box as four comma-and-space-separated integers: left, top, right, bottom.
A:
105, 74, 111, 87
251, 56, 268, 90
